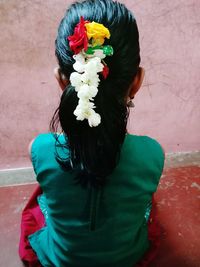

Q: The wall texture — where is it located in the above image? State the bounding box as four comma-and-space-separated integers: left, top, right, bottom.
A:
0, 0, 199, 168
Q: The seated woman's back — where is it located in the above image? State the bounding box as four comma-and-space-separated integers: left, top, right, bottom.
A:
19, 1, 165, 266
29, 133, 164, 267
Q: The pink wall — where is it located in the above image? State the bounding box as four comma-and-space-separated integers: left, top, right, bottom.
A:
0, 0, 199, 168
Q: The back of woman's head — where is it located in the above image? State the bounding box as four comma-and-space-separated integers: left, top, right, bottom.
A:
50, 0, 140, 187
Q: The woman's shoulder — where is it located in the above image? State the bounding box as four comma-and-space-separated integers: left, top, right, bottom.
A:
125, 134, 165, 187
29, 132, 66, 160
30, 132, 65, 148
126, 133, 164, 151
125, 133, 165, 162
29, 133, 67, 175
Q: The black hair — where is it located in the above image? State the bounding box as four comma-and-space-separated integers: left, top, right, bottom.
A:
50, 0, 140, 188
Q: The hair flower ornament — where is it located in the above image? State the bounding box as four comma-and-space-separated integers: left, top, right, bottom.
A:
68, 17, 113, 127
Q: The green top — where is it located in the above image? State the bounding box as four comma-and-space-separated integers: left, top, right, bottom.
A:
29, 133, 164, 267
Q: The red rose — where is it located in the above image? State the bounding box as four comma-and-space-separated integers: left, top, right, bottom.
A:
68, 17, 89, 54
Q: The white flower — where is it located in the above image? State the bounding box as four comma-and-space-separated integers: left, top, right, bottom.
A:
73, 53, 85, 64
85, 57, 104, 74
81, 72, 99, 87
73, 106, 85, 121
74, 99, 101, 127
88, 110, 101, 127
70, 72, 82, 91
93, 49, 106, 59
78, 99, 95, 110
77, 85, 98, 100
74, 100, 95, 120
73, 53, 86, 73
73, 61, 85, 73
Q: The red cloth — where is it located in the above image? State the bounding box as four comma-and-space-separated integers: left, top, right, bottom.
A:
135, 196, 161, 267
19, 186, 161, 267
19, 186, 44, 267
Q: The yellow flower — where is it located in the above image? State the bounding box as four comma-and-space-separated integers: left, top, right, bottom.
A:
85, 22, 110, 46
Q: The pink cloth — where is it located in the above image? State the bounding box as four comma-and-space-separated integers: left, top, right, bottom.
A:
19, 186, 161, 267
19, 186, 44, 267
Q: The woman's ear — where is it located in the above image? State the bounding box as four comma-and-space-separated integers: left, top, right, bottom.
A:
54, 67, 69, 91
129, 67, 145, 98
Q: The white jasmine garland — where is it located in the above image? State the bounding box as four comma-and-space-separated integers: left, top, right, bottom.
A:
84, 57, 104, 74
70, 50, 103, 127
77, 84, 98, 100
81, 72, 99, 87
88, 111, 101, 127
70, 72, 82, 90
73, 57, 85, 73
85, 49, 106, 59
93, 49, 106, 59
